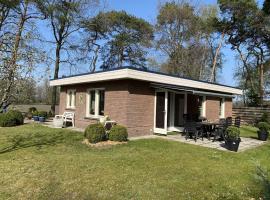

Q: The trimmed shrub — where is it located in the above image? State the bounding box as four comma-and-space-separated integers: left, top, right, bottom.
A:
258, 122, 270, 132
109, 125, 128, 142
33, 110, 39, 116
38, 111, 48, 119
84, 123, 106, 143
28, 107, 37, 113
225, 126, 240, 140
0, 110, 24, 127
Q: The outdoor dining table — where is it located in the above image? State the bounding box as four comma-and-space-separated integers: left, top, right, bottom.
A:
196, 121, 222, 140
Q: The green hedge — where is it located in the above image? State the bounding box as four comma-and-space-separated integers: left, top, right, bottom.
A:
109, 125, 128, 142
84, 123, 106, 143
0, 110, 24, 127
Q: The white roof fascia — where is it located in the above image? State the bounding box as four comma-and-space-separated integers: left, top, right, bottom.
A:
49, 68, 242, 95
126, 69, 242, 95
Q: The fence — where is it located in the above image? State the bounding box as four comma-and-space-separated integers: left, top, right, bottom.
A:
10, 104, 59, 115
232, 107, 270, 125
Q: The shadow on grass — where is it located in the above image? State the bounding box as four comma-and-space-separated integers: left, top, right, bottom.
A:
0, 133, 65, 154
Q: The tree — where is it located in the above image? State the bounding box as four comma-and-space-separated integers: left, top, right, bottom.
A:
263, 0, 270, 15
82, 11, 154, 70
217, 0, 270, 105
0, 0, 45, 110
41, 0, 98, 115
155, 1, 222, 81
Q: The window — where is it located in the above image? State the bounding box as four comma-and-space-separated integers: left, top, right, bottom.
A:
198, 96, 206, 117
66, 89, 76, 108
86, 89, 105, 117
219, 98, 225, 118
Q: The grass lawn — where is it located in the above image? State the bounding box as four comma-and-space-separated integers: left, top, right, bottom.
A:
240, 125, 259, 138
0, 124, 269, 200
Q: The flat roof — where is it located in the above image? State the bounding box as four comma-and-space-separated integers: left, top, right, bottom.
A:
50, 67, 242, 95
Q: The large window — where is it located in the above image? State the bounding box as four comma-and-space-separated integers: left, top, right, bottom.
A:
219, 98, 225, 118
86, 89, 105, 117
66, 89, 76, 109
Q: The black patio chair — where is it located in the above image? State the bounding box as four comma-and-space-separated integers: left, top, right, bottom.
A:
184, 122, 202, 142
234, 116, 241, 128
213, 118, 226, 142
226, 117, 233, 127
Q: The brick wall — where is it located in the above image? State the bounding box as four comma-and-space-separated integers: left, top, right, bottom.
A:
127, 80, 155, 136
205, 96, 220, 121
59, 80, 129, 129
205, 96, 232, 121
225, 98, 232, 117
59, 79, 154, 137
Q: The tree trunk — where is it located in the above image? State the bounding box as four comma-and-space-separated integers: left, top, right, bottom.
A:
51, 43, 61, 115
0, 4, 27, 108
210, 32, 224, 82
259, 62, 264, 106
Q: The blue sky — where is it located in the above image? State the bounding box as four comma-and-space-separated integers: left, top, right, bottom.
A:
105, 0, 237, 86
39, 0, 263, 86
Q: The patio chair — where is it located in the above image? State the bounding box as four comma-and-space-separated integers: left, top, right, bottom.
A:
226, 117, 232, 127
213, 118, 226, 142
184, 122, 202, 142
54, 111, 75, 127
234, 116, 241, 128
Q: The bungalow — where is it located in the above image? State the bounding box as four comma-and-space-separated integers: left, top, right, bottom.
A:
50, 67, 242, 137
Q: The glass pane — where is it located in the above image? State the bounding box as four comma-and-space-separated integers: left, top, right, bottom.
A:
219, 98, 223, 116
99, 90, 105, 116
155, 92, 165, 129
198, 96, 203, 116
90, 90, 95, 115
174, 94, 184, 126
69, 91, 72, 107
73, 92, 76, 107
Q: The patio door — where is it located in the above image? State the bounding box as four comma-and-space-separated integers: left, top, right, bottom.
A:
154, 91, 167, 134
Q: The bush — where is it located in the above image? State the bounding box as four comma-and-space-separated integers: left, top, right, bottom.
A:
84, 123, 106, 143
33, 110, 39, 116
257, 122, 270, 132
225, 126, 240, 140
28, 107, 37, 113
109, 125, 128, 142
38, 111, 48, 118
0, 110, 24, 127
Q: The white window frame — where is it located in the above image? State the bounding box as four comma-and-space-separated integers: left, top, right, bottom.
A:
66, 89, 76, 109
202, 96, 206, 117
198, 96, 206, 117
219, 97, 225, 118
86, 88, 105, 118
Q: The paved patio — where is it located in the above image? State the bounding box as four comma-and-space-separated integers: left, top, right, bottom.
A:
27, 119, 266, 152
130, 134, 266, 152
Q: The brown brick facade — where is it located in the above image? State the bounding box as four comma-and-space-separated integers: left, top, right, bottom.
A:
205, 96, 232, 121
59, 80, 154, 137
59, 79, 233, 136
